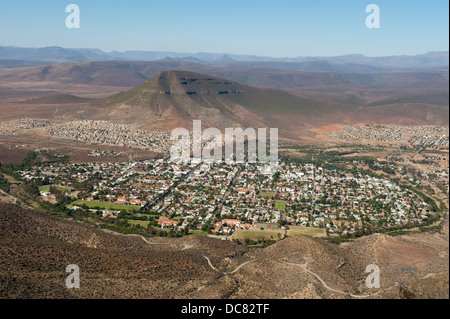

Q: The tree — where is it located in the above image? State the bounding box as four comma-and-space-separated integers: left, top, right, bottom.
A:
23, 181, 39, 197
0, 173, 10, 193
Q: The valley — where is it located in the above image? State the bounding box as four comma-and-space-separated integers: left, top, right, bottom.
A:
0, 51, 448, 300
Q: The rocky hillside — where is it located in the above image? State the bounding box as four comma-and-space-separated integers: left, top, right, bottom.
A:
2, 202, 446, 299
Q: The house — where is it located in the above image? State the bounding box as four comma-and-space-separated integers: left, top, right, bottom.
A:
102, 210, 119, 218
129, 199, 147, 206
237, 188, 248, 195
214, 222, 222, 233
114, 196, 129, 205
222, 219, 241, 226
157, 217, 178, 228
116, 196, 127, 203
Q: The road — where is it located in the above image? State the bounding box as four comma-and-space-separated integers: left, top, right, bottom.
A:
203, 255, 255, 275
213, 164, 244, 216
279, 260, 380, 299
140, 161, 203, 212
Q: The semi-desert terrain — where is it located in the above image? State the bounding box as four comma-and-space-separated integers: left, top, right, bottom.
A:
0, 49, 448, 299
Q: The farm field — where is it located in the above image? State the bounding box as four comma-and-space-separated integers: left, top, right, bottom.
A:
190, 230, 207, 236
234, 229, 284, 240
128, 220, 150, 227
39, 185, 72, 192
286, 226, 326, 237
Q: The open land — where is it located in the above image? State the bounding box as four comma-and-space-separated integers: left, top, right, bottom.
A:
0, 60, 448, 299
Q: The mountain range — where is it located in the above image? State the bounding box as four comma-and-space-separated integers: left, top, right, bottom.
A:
1, 60, 448, 89
0, 46, 448, 71
0, 47, 448, 139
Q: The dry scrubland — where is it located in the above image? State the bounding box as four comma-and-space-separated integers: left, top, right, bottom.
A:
1, 202, 447, 299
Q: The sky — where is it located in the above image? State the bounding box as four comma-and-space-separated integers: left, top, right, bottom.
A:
0, 0, 448, 57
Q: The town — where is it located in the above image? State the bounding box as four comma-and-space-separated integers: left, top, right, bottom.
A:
47, 120, 172, 154
1, 119, 447, 243
326, 124, 449, 146
5, 149, 444, 243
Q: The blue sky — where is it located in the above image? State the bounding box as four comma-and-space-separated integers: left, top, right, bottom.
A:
0, 0, 448, 57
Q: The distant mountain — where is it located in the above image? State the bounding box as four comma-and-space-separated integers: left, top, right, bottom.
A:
212, 55, 238, 64
0, 46, 448, 70
0, 46, 114, 63
204, 60, 403, 73
321, 52, 450, 69
87, 70, 334, 134
366, 91, 449, 107
157, 56, 206, 64
84, 70, 449, 138
0, 59, 53, 68
1, 60, 447, 90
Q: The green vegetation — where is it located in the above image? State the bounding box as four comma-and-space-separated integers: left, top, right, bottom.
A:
408, 187, 440, 213
259, 191, 276, 199
0, 151, 68, 180
128, 220, 150, 227
326, 211, 445, 244
99, 218, 181, 238
16, 181, 180, 239
234, 229, 284, 240
385, 223, 444, 236
71, 200, 142, 212
233, 237, 277, 248
286, 226, 326, 237
275, 201, 286, 211
1, 152, 183, 240
281, 152, 376, 170
324, 237, 349, 244
22, 180, 40, 197
39, 185, 72, 192
0, 173, 10, 193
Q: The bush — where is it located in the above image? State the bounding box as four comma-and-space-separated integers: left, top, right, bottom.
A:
0, 173, 10, 193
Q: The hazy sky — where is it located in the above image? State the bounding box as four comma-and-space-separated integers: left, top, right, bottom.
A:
0, 0, 448, 57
